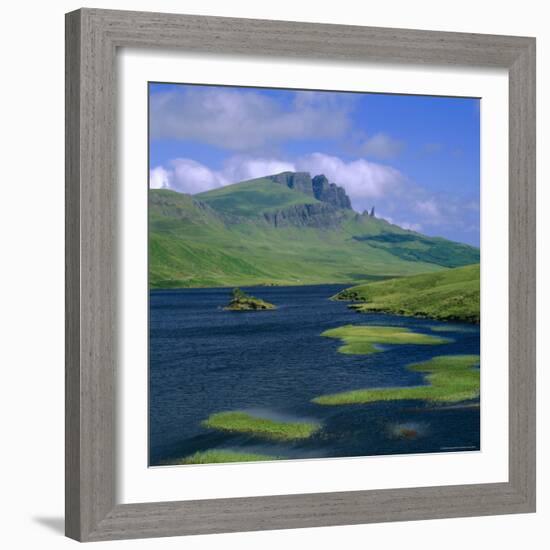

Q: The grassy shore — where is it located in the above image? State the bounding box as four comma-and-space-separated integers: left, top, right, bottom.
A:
313, 355, 480, 405
172, 449, 281, 464
333, 264, 480, 324
202, 411, 321, 441
321, 325, 450, 355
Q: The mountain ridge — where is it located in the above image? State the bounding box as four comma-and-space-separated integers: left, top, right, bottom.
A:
264, 171, 352, 210
149, 172, 479, 288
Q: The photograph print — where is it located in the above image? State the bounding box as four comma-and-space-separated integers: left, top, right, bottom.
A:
148, 83, 480, 467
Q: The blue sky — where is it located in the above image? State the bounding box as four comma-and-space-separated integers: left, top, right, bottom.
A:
149, 82, 480, 246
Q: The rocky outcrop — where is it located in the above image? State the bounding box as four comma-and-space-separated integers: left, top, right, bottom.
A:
262, 202, 345, 228
224, 288, 276, 311
312, 175, 352, 210
361, 207, 376, 218
267, 172, 352, 210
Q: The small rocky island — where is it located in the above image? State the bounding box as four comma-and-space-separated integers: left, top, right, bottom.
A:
224, 288, 276, 311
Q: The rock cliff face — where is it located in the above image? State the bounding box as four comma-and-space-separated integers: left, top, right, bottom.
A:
267, 172, 352, 210
312, 175, 352, 210
262, 202, 345, 228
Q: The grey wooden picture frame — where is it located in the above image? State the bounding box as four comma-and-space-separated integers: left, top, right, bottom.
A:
65, 7, 536, 542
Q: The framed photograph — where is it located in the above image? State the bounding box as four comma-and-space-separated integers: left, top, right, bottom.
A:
65, 8, 536, 542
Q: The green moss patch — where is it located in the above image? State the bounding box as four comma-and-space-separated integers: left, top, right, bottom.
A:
313, 355, 480, 405
172, 449, 281, 464
321, 324, 450, 355
202, 411, 321, 441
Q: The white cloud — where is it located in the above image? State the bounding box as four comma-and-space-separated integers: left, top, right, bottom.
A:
149, 166, 171, 189
401, 221, 423, 232
381, 215, 423, 232
415, 198, 442, 220
149, 159, 228, 194
149, 156, 296, 195
361, 133, 404, 159
296, 152, 406, 212
222, 156, 296, 183
150, 88, 351, 152
170, 159, 228, 194
387, 195, 470, 234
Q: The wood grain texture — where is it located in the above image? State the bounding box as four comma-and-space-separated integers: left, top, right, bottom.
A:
66, 8, 117, 540
508, 40, 536, 508
65, 10, 81, 541
84, 8, 532, 67
65, 8, 536, 542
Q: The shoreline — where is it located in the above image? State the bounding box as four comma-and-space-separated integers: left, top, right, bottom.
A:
149, 283, 479, 325
149, 281, 354, 292
341, 301, 480, 325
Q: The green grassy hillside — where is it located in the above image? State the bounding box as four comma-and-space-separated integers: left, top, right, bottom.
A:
333, 264, 480, 323
351, 233, 480, 269
149, 175, 480, 289
196, 177, 320, 217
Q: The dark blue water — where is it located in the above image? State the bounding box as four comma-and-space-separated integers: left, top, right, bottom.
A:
149, 285, 480, 465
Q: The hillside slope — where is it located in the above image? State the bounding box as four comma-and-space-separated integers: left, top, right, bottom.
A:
333, 264, 480, 323
149, 173, 480, 289
195, 176, 320, 218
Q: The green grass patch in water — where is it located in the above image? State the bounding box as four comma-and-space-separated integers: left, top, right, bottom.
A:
202, 411, 321, 441
321, 324, 450, 355
313, 355, 480, 405
172, 449, 281, 464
